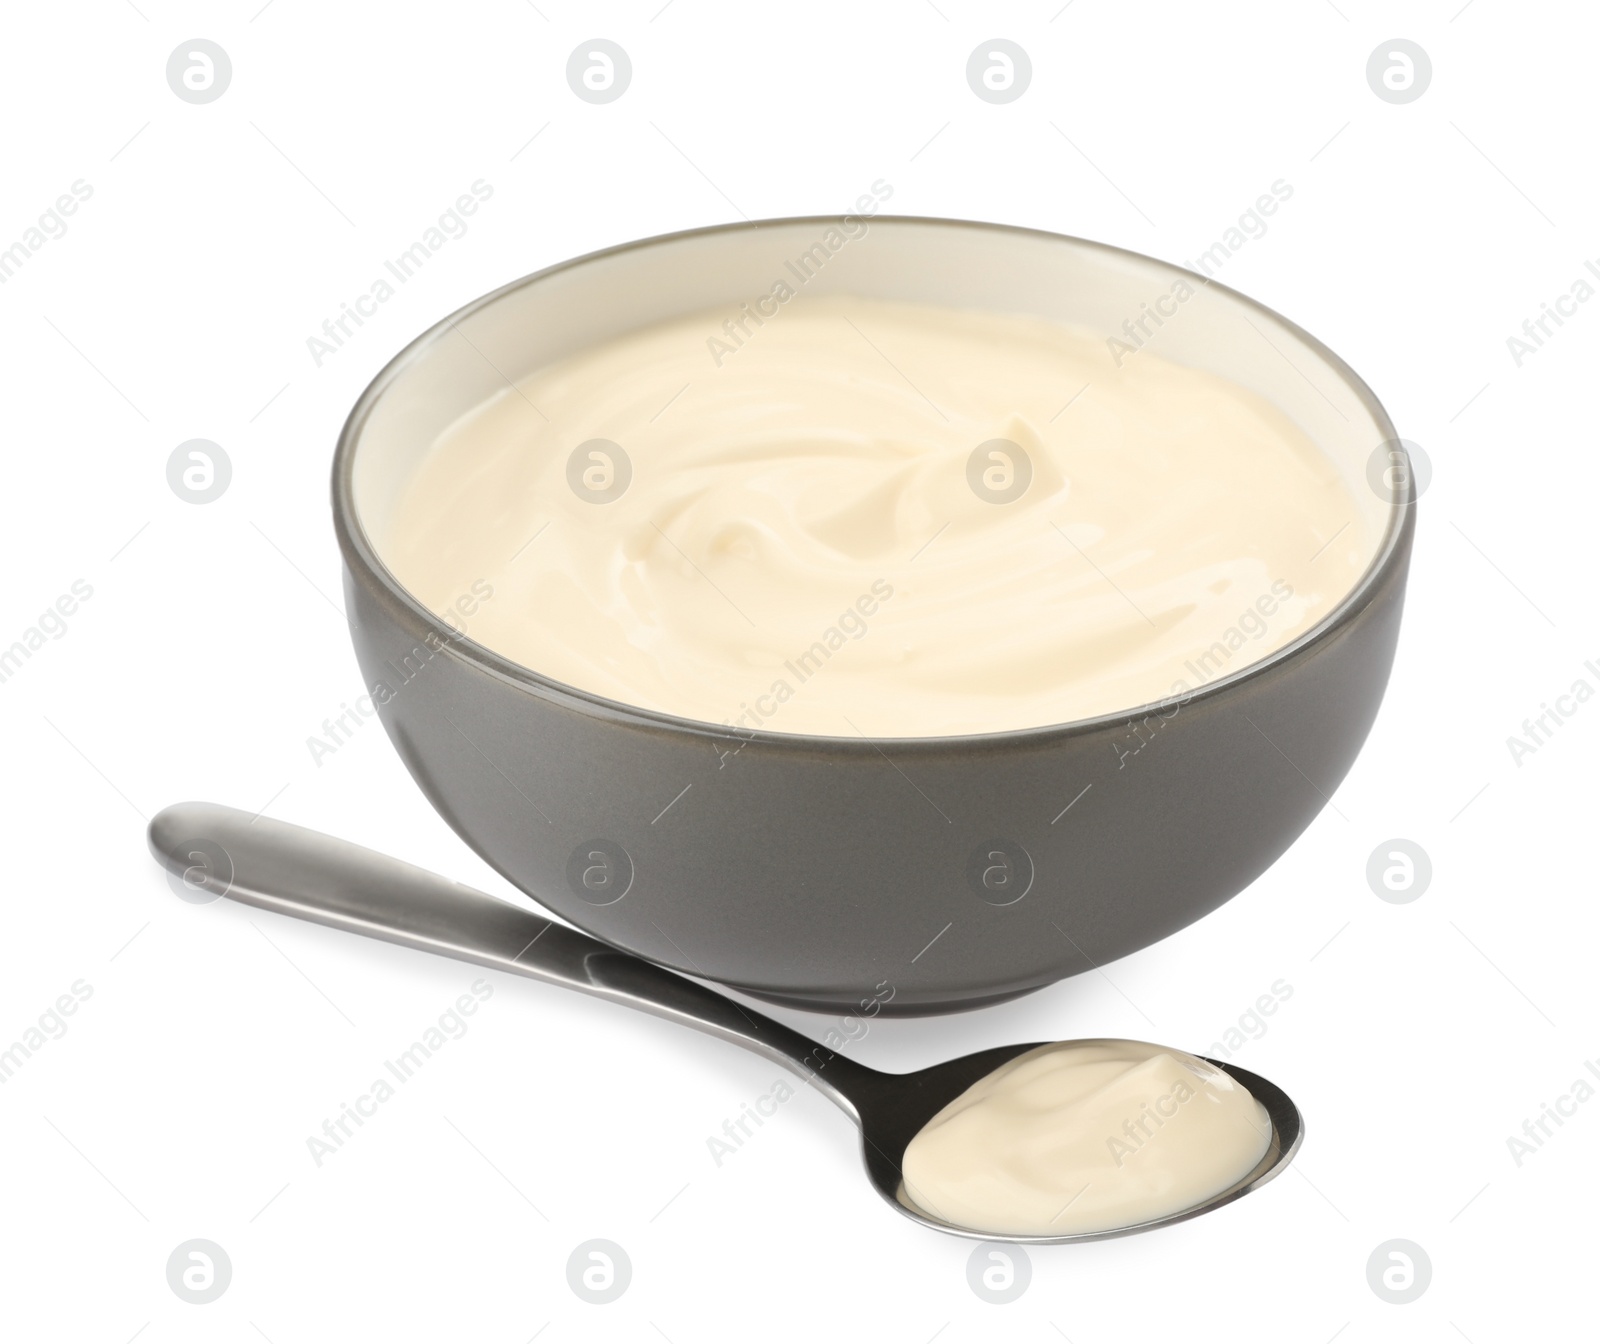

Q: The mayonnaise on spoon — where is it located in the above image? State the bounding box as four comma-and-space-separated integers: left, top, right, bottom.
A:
901, 1039, 1272, 1237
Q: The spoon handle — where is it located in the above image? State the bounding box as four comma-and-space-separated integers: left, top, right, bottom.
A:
148, 802, 871, 1113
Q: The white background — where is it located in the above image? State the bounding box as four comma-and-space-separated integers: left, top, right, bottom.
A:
1, 1, 1593, 1339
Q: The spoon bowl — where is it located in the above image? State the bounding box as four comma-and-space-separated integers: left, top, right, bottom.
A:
148, 800, 1303, 1244
857, 1047, 1302, 1242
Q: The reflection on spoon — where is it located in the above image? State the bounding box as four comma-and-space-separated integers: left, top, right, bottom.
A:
147, 802, 1302, 1243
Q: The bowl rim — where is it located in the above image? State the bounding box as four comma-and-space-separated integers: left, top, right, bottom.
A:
332, 213, 1414, 752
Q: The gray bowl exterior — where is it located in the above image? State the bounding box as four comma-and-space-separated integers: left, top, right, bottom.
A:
333, 216, 1414, 1016
336, 506, 1412, 1017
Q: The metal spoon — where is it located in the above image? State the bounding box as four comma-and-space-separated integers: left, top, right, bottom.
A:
148, 801, 1303, 1244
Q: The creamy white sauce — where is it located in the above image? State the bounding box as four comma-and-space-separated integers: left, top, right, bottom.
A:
901, 1039, 1271, 1237
382, 295, 1371, 737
